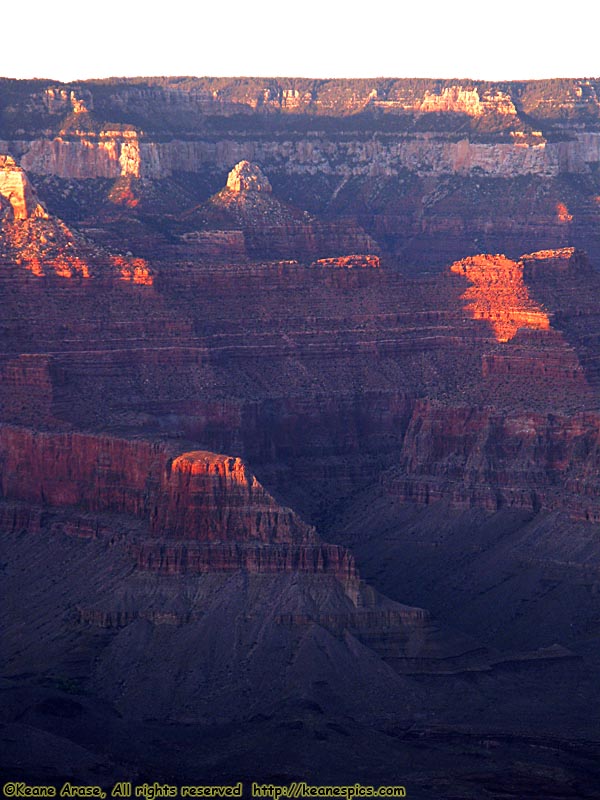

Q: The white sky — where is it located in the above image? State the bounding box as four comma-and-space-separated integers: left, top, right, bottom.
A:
2, 0, 598, 83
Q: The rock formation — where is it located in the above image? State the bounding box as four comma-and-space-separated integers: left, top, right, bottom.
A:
450, 253, 551, 341
381, 400, 600, 519
0, 155, 152, 282
226, 159, 272, 193
152, 450, 316, 544
19, 130, 142, 180
312, 254, 380, 269
0, 426, 355, 582
184, 160, 379, 260
0, 154, 47, 220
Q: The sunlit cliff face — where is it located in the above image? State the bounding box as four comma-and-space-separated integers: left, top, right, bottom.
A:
0, 155, 48, 221
450, 254, 551, 342
170, 451, 252, 483
159, 451, 320, 547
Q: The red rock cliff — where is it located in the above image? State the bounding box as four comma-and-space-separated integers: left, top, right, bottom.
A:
0, 426, 358, 582
0, 156, 152, 282
152, 450, 317, 544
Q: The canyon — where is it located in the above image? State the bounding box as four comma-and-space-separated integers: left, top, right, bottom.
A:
2, 78, 600, 798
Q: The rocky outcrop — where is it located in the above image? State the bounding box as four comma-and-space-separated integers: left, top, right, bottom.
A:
226, 159, 272, 193
450, 253, 551, 341
418, 86, 517, 116
203, 160, 299, 229
0, 212, 92, 278
383, 399, 600, 520
152, 450, 317, 544
0, 155, 47, 220
41, 86, 93, 115
109, 254, 153, 285
312, 254, 380, 269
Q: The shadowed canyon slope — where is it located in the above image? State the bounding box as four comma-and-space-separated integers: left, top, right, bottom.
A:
2, 80, 600, 797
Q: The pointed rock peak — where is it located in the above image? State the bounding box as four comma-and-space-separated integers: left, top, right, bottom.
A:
226, 160, 272, 194
0, 155, 48, 221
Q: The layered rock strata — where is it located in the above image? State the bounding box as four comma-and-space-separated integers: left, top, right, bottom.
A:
6, 129, 600, 181
0, 426, 355, 584
382, 401, 600, 520
1, 424, 498, 696
1, 159, 599, 533
3, 80, 600, 789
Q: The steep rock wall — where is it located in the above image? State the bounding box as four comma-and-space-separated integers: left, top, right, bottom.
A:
5, 132, 600, 180
383, 401, 600, 521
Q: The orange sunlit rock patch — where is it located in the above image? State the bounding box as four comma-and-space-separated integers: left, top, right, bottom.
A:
520, 247, 576, 261
171, 451, 250, 481
312, 254, 380, 269
51, 253, 91, 279
110, 254, 153, 285
20, 251, 91, 279
3, 218, 92, 279
450, 254, 550, 342
556, 202, 573, 223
